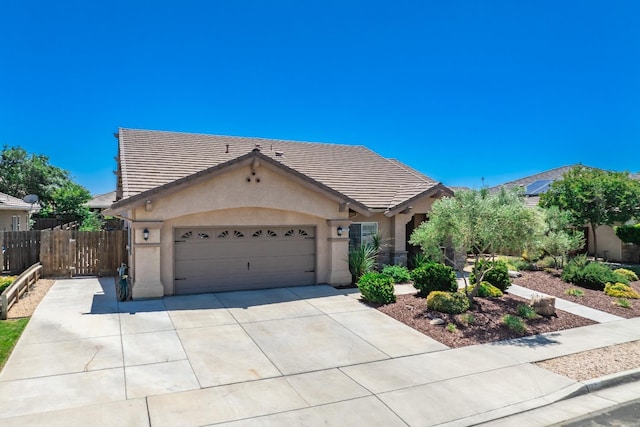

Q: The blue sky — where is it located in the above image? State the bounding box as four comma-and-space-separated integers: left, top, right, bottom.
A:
1, 1, 638, 196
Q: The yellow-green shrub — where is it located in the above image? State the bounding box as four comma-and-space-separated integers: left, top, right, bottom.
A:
468, 281, 503, 298
614, 268, 639, 282
604, 282, 640, 299
426, 291, 470, 314
0, 276, 16, 294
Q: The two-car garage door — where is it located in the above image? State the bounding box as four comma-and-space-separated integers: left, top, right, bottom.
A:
174, 226, 316, 295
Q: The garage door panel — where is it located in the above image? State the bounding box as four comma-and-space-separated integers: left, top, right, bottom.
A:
174, 226, 316, 294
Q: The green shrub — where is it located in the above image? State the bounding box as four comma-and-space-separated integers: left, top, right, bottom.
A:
381, 265, 411, 284
468, 281, 503, 298
502, 314, 526, 334
470, 260, 511, 292
446, 322, 458, 333
459, 313, 475, 325
517, 304, 540, 320
426, 291, 470, 314
614, 268, 639, 282
410, 252, 430, 269
411, 262, 457, 296
562, 260, 628, 290
615, 224, 640, 245
615, 298, 632, 309
512, 258, 537, 271
357, 272, 396, 304
537, 256, 558, 269
564, 288, 585, 297
604, 282, 640, 299
348, 244, 378, 282
0, 276, 16, 294
497, 256, 519, 272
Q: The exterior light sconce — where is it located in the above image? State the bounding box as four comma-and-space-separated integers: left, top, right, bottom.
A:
337, 226, 344, 237
143, 228, 149, 241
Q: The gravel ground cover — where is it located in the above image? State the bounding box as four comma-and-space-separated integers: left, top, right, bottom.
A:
376, 292, 596, 348
513, 270, 640, 318
6, 279, 55, 319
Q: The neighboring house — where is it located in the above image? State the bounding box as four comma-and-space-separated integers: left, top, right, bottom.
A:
0, 191, 38, 231
87, 191, 117, 213
105, 128, 453, 299
493, 165, 638, 262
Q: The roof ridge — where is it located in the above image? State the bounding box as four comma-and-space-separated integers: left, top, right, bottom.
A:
119, 127, 367, 150
386, 158, 435, 183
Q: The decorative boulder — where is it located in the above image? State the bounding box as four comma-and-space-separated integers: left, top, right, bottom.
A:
530, 295, 556, 316
508, 270, 522, 278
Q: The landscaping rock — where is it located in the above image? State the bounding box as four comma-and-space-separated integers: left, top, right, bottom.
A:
509, 270, 522, 278
430, 318, 445, 325
530, 295, 556, 316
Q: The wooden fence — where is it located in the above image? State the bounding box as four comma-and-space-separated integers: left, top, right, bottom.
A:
0, 231, 41, 274
1, 262, 42, 320
2, 230, 127, 277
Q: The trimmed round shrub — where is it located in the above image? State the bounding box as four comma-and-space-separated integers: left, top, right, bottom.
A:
562, 261, 628, 290
357, 272, 396, 304
604, 282, 640, 299
614, 268, 639, 282
470, 260, 511, 292
410, 262, 457, 296
381, 265, 412, 284
426, 291, 470, 314
468, 281, 503, 298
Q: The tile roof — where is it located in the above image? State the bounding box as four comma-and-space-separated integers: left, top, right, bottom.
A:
491, 165, 579, 191
0, 192, 36, 211
87, 191, 116, 209
116, 128, 449, 211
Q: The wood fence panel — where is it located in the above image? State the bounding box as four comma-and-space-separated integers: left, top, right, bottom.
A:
1, 231, 41, 274
3, 230, 127, 277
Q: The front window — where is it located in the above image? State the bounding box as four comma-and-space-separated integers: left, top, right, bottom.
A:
349, 222, 378, 250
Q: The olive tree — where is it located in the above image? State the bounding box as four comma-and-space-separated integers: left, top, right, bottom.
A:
409, 188, 543, 301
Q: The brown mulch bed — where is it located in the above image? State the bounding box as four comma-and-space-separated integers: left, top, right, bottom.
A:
376, 292, 596, 348
513, 271, 640, 319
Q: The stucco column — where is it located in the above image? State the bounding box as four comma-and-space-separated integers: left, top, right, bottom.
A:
326, 219, 352, 285
390, 213, 413, 266
131, 221, 164, 299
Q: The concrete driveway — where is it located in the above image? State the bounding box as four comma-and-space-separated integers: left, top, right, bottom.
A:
4, 278, 639, 426
0, 277, 447, 426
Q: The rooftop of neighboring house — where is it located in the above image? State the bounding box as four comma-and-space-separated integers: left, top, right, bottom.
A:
115, 128, 452, 212
87, 191, 117, 210
0, 191, 39, 211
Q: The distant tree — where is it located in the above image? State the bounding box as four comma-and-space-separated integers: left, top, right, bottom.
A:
537, 206, 585, 268
540, 166, 640, 258
79, 211, 104, 231
0, 145, 92, 222
409, 188, 542, 302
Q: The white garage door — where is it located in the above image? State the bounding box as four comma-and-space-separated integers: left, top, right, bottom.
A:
174, 226, 316, 294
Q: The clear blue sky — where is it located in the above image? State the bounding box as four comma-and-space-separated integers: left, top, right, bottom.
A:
1, 1, 638, 196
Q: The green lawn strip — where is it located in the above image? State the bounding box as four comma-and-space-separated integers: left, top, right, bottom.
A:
0, 318, 29, 370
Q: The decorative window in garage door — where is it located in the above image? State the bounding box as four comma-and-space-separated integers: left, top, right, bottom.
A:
251, 229, 279, 238
179, 230, 211, 240
284, 228, 310, 237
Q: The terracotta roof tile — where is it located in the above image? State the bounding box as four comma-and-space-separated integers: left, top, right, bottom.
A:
117, 128, 445, 210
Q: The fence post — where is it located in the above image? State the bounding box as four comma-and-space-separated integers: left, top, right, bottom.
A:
1, 294, 7, 320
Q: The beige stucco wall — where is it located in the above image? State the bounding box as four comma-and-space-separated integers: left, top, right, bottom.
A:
126, 162, 351, 297
0, 211, 29, 231
348, 196, 438, 264
587, 225, 623, 261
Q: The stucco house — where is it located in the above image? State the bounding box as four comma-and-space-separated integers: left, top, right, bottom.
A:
0, 191, 38, 231
105, 128, 453, 299
494, 165, 640, 263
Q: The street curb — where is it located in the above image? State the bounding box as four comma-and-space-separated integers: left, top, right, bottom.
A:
582, 367, 640, 393
467, 369, 640, 426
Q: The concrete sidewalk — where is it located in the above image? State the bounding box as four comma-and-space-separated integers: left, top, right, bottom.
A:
0, 278, 639, 426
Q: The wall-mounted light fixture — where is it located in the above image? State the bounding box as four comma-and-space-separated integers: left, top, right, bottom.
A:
337, 226, 344, 237
143, 228, 149, 241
